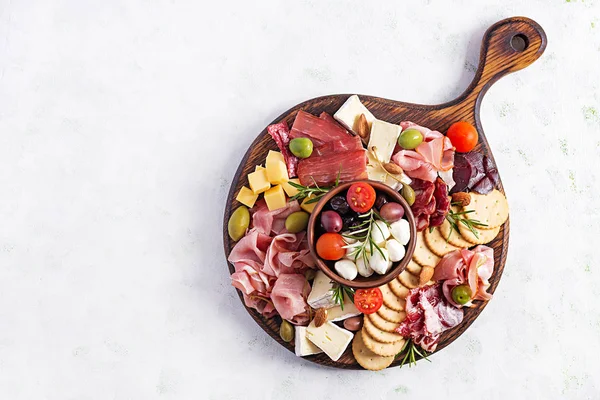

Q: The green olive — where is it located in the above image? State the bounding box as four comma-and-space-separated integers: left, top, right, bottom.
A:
228, 206, 250, 241
398, 128, 424, 150
304, 269, 317, 281
451, 285, 473, 305
401, 184, 416, 206
279, 320, 294, 342
285, 211, 310, 233
289, 138, 313, 158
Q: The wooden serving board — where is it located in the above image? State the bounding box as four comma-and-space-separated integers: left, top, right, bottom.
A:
222, 17, 546, 369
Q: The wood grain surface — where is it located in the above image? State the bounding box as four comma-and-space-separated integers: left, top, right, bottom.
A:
222, 16, 546, 369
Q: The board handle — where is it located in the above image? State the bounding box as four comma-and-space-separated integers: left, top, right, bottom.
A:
459, 17, 547, 109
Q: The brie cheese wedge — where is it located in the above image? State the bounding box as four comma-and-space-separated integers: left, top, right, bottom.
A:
306, 320, 354, 362
294, 326, 323, 357
326, 295, 361, 322
333, 95, 376, 135
307, 270, 337, 309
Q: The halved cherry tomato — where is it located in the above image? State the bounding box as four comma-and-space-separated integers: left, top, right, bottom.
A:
316, 232, 346, 261
346, 182, 376, 213
354, 288, 383, 314
446, 121, 478, 152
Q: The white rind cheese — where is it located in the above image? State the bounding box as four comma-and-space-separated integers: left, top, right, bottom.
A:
306, 320, 354, 362
368, 119, 402, 163
333, 95, 376, 134
326, 296, 361, 322
307, 270, 337, 309
294, 326, 323, 357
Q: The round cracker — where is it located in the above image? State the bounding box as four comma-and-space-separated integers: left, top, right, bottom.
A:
377, 303, 407, 323
380, 283, 405, 311
362, 329, 406, 357
368, 311, 401, 332
388, 278, 410, 301
363, 315, 404, 343
413, 231, 441, 268
398, 270, 419, 289
462, 190, 509, 229
352, 331, 395, 371
405, 259, 422, 275
458, 223, 500, 245
439, 217, 473, 248
424, 226, 463, 256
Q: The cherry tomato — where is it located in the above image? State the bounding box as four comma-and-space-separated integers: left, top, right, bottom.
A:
354, 288, 383, 314
315, 232, 346, 261
346, 182, 376, 213
447, 121, 479, 152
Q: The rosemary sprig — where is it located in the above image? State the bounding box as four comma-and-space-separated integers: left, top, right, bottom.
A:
288, 168, 342, 204
343, 209, 387, 267
445, 208, 488, 240
330, 283, 355, 311
396, 340, 431, 368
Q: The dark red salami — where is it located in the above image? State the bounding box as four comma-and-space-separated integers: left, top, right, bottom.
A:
267, 122, 299, 178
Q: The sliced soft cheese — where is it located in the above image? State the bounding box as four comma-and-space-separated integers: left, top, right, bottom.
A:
368, 120, 402, 163
307, 270, 337, 309
366, 161, 412, 190
294, 326, 323, 357
305, 320, 354, 362
326, 295, 361, 322
333, 95, 376, 135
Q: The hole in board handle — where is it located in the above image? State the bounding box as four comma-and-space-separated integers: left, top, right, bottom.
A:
510, 34, 529, 52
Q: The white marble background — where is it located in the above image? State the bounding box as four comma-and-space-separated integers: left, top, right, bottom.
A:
0, 0, 598, 399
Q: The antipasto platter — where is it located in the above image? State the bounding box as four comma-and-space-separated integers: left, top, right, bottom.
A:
223, 17, 546, 370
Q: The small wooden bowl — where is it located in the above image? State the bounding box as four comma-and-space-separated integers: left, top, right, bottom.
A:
307, 180, 417, 289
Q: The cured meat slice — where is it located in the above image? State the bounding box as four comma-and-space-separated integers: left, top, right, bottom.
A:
267, 122, 299, 178
392, 150, 437, 182
271, 274, 311, 325
290, 110, 352, 146
429, 178, 450, 227
395, 284, 463, 352
297, 149, 367, 187
450, 152, 499, 195
313, 135, 363, 157
449, 154, 472, 194
319, 111, 350, 134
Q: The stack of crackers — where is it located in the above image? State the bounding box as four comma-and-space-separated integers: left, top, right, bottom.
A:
352, 190, 509, 370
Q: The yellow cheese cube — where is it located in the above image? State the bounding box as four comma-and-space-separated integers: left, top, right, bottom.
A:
301, 195, 318, 213
264, 185, 287, 211
281, 178, 301, 197
236, 186, 259, 208
255, 165, 265, 172
266, 150, 285, 164
248, 169, 271, 194
266, 159, 289, 185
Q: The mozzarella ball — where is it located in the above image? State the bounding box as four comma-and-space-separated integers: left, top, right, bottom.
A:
334, 259, 358, 281
386, 239, 406, 262
356, 256, 374, 277
344, 241, 361, 259
390, 219, 411, 245
369, 248, 390, 275
371, 220, 390, 245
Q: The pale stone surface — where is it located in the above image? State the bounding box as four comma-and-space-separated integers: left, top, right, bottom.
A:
0, 0, 599, 399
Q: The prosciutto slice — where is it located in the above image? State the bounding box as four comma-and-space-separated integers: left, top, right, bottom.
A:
392, 150, 438, 182
267, 122, 299, 178
432, 246, 495, 307
290, 110, 352, 146
396, 284, 463, 352
252, 199, 301, 236
297, 149, 367, 187
271, 274, 311, 325
264, 232, 315, 277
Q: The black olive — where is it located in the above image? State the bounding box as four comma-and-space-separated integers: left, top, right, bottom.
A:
329, 195, 350, 215
374, 193, 389, 210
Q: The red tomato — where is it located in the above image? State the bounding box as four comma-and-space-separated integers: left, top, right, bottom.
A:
346, 183, 376, 213
446, 121, 479, 152
354, 288, 383, 314
316, 233, 346, 261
